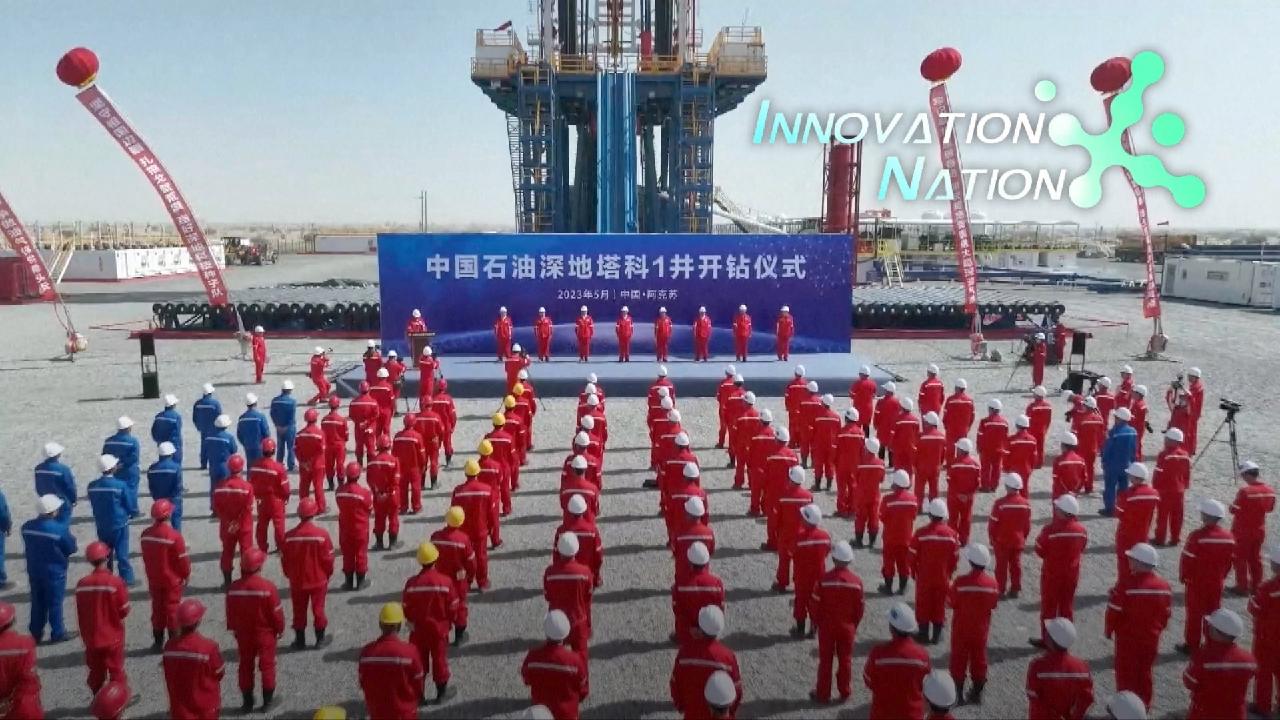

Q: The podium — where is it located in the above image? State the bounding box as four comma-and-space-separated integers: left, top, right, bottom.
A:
407, 332, 435, 360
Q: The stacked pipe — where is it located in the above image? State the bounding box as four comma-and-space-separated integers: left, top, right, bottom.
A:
853, 287, 1065, 331
152, 302, 382, 333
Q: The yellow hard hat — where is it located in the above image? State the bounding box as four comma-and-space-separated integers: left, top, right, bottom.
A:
464, 459, 481, 477
313, 707, 347, 720
513, 383, 525, 396
503, 395, 517, 409
478, 439, 493, 456
379, 602, 405, 625
446, 505, 465, 528
416, 541, 439, 565
491, 413, 506, 427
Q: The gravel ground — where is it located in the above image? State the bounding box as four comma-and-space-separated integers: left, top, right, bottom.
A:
1, 255, 1277, 719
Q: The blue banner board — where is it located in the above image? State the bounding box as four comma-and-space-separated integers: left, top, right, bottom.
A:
377, 233, 852, 357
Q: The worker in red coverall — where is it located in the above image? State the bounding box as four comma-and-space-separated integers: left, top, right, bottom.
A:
849, 365, 878, 436
1029, 332, 1046, 389
370, 368, 394, 438
406, 308, 427, 336
433, 379, 457, 464
709, 365, 735, 449
671, 496, 714, 583
731, 393, 761, 488
790, 504, 832, 637
775, 365, 801, 445
385, 351, 406, 406
915, 412, 946, 510
1178, 498, 1235, 653
692, 306, 712, 361
493, 306, 513, 360
556, 494, 604, 587
658, 429, 697, 512
76, 541, 130, 695
1184, 608, 1257, 720
212, 455, 254, 587
1231, 461, 1275, 595
251, 326, 268, 384
226, 547, 284, 712
670, 540, 724, 644
1052, 433, 1087, 499
413, 406, 445, 492
853, 438, 885, 548
774, 466, 815, 591
946, 439, 981, 544
163, 599, 225, 720
878, 471, 918, 595
918, 364, 945, 416
306, 348, 331, 405
975, 399, 1008, 492
392, 415, 426, 515
1250, 547, 1280, 715
1076, 396, 1106, 493
775, 305, 795, 360
361, 340, 382, 384
947, 543, 999, 705
654, 306, 673, 362
1185, 367, 1206, 454
910, 499, 961, 645
833, 409, 864, 518
872, 382, 901, 461
295, 408, 326, 510
321, 396, 348, 490
665, 464, 708, 547
523, 610, 589, 720
1094, 376, 1116, 426
561, 449, 600, 519
746, 411, 777, 502
403, 541, 460, 704
924, 672, 959, 720
545, 533, 594, 663
1026, 618, 1093, 720
1025, 386, 1053, 467
671, 606, 741, 719
430, 507, 475, 642
0, 601, 43, 719
484, 413, 517, 495
249, 438, 289, 554
348, 381, 378, 466
988, 473, 1031, 598
614, 306, 633, 362
1151, 428, 1191, 545
1130, 385, 1151, 461
367, 435, 402, 550
865, 603, 933, 719
941, 378, 974, 466
891, 397, 921, 479
141, 499, 190, 650
516, 382, 536, 452
795, 381, 822, 466
808, 540, 863, 705
1104, 542, 1171, 708
731, 304, 752, 362
533, 307, 553, 361
417, 346, 439, 406
335, 461, 373, 591
574, 306, 594, 361
282, 498, 333, 650
1032, 494, 1088, 646
359, 603, 427, 719
1114, 463, 1159, 583
1005, 415, 1037, 494
503, 345, 530, 395
452, 460, 499, 588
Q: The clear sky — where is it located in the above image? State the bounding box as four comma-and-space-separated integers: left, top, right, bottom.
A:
1, 1, 1275, 230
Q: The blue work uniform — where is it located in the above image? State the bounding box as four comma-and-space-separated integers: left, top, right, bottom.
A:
237, 408, 271, 463
1101, 422, 1139, 512
150, 406, 184, 465
87, 474, 136, 584
0, 490, 10, 584
204, 428, 238, 486
22, 515, 77, 641
147, 456, 184, 530
33, 457, 76, 525
270, 392, 298, 470
102, 430, 142, 516
192, 393, 222, 469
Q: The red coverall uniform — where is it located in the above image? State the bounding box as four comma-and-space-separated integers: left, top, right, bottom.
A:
879, 488, 918, 582
670, 518, 715, 584
910, 519, 961, 625
1116, 376, 1134, 410
362, 350, 382, 385
488, 424, 521, 490
1076, 411, 1106, 492
430, 526, 476, 626
1249, 574, 1280, 714
1152, 444, 1191, 544
941, 391, 974, 465
872, 394, 901, 457
432, 386, 457, 461
918, 376, 945, 417
749, 436, 785, 516
722, 390, 748, 465
1130, 397, 1150, 460
296, 422, 326, 511
810, 565, 864, 703
746, 427, 778, 506
141, 521, 191, 633
503, 354, 529, 394
665, 481, 709, 547
914, 425, 945, 508
797, 392, 824, 465
452, 479, 499, 587
416, 354, 438, 402
864, 636, 931, 720
493, 314, 513, 359
534, 314, 553, 360
1180, 523, 1235, 649
226, 573, 284, 694
369, 380, 394, 438
1114, 483, 1160, 582
251, 333, 267, 384
249, 455, 289, 553
1186, 379, 1206, 452
385, 358, 405, 403
1005, 429, 1037, 495
671, 638, 741, 720
359, 634, 426, 720
348, 392, 379, 465
975, 413, 1008, 491
810, 407, 841, 485
1026, 649, 1093, 720
732, 409, 762, 488
718, 374, 740, 448
163, 630, 225, 720
1052, 448, 1088, 499
515, 395, 535, 452
671, 566, 725, 645
544, 556, 594, 659
654, 314, 673, 361
321, 408, 348, 486
1026, 397, 1053, 467
781, 377, 805, 448
574, 315, 594, 361
732, 312, 752, 361
561, 474, 602, 521
1183, 638, 1256, 720
946, 454, 981, 544
854, 450, 886, 539
282, 519, 333, 635
891, 411, 921, 478
834, 422, 865, 516
555, 515, 604, 587
367, 450, 401, 539
212, 474, 254, 575
692, 314, 712, 361
763, 447, 799, 547
335, 479, 372, 576
775, 483, 814, 587
850, 376, 877, 435
1094, 388, 1116, 427
392, 426, 426, 514
308, 354, 330, 404
522, 642, 588, 720
988, 492, 1031, 595
775, 311, 795, 360
1231, 482, 1276, 592
615, 313, 633, 361
75, 566, 130, 693
791, 524, 832, 626
1105, 569, 1171, 707
1030, 340, 1046, 388
1035, 517, 1087, 637
403, 566, 459, 687
413, 410, 445, 489
947, 568, 999, 686
0, 628, 42, 719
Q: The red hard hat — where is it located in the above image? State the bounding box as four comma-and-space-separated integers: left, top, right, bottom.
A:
227, 455, 245, 473
86, 541, 111, 563
377, 434, 392, 449
344, 461, 362, 480
404, 413, 417, 427
327, 395, 341, 409
261, 437, 277, 454
298, 498, 319, 518
241, 547, 267, 573
304, 408, 319, 423
358, 381, 370, 393
151, 499, 173, 521
90, 681, 130, 720
176, 598, 205, 627
0, 602, 14, 629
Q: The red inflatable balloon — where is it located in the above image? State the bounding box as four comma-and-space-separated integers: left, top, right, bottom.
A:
1090, 57, 1132, 93
920, 47, 962, 82
56, 47, 99, 88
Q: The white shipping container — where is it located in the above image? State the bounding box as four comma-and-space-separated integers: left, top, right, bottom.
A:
1248, 262, 1279, 308
1162, 257, 1256, 306
313, 234, 376, 254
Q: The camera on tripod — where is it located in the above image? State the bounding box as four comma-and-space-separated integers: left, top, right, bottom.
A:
1220, 398, 1242, 416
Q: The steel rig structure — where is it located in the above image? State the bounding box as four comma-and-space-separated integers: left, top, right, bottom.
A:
471, 0, 766, 234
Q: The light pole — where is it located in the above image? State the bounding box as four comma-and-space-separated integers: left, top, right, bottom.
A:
418, 190, 429, 232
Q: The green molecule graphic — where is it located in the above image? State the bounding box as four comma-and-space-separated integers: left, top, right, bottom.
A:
1034, 80, 1057, 102
1046, 51, 1206, 209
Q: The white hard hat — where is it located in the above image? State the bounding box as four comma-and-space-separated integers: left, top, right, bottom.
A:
376, 368, 389, 378
586, 394, 599, 407
1098, 376, 1113, 388
1199, 498, 1226, 519
158, 441, 177, 457
657, 386, 671, 399
1206, 608, 1244, 638
43, 442, 64, 458
1083, 396, 1098, 409
1106, 691, 1147, 720
738, 304, 747, 311
863, 438, 880, 454
883, 382, 896, 394
621, 305, 629, 313
512, 343, 523, 353
665, 410, 680, 424
788, 466, 805, 485
1114, 407, 1132, 422
733, 375, 745, 385
567, 494, 588, 515
780, 305, 789, 312
1034, 332, 1045, 340
658, 306, 667, 313
922, 411, 939, 426
245, 393, 259, 405
1125, 542, 1159, 567
794, 365, 806, 377
774, 427, 790, 443
844, 408, 860, 423
890, 470, 911, 489
38, 494, 64, 515
1126, 462, 1150, 481
743, 392, 757, 405
1002, 473, 1024, 491
538, 306, 545, 313
820, 393, 834, 407
805, 381, 819, 393
831, 541, 854, 564
253, 326, 264, 333
955, 438, 973, 454
544, 610, 571, 641
684, 497, 706, 518
759, 410, 773, 424
1121, 364, 1134, 375
1044, 618, 1077, 649
579, 305, 587, 313
859, 365, 871, 376
556, 532, 580, 558
955, 378, 968, 390
926, 498, 948, 520
724, 365, 736, 377
1188, 367, 1202, 378
1133, 383, 1150, 397
585, 383, 597, 395
424, 346, 434, 357
214, 414, 231, 429
658, 365, 669, 377
687, 540, 711, 565
117, 416, 134, 430
367, 340, 376, 348
98, 454, 118, 473
1061, 432, 1078, 446
573, 432, 590, 447
683, 462, 700, 480
1032, 385, 1047, 398
660, 397, 674, 411
923, 671, 957, 708
163, 394, 178, 407
675, 432, 690, 447
1054, 494, 1080, 516
1239, 461, 1261, 474
697, 605, 725, 637
203, 383, 215, 395
411, 309, 421, 318
314, 346, 325, 355
987, 399, 1002, 411
927, 363, 940, 375
588, 373, 598, 383
282, 380, 294, 391
800, 504, 822, 525
899, 397, 915, 412
580, 414, 596, 429
571, 455, 588, 471
887, 602, 919, 633
499, 306, 508, 313
387, 351, 398, 359
518, 369, 528, 380
1015, 414, 1031, 428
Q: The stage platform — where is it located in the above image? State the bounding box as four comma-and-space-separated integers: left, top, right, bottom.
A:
333, 353, 891, 399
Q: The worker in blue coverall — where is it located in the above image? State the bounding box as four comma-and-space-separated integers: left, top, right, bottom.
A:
205, 414, 238, 487
22, 493, 78, 642
238, 393, 271, 463
147, 441, 184, 531
151, 393, 184, 466
270, 380, 299, 471
193, 383, 222, 470
34, 441, 76, 526
1100, 406, 1139, 516
102, 416, 142, 519
87, 454, 137, 585
0, 488, 10, 587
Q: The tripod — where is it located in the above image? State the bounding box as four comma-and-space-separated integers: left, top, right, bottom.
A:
1192, 408, 1239, 473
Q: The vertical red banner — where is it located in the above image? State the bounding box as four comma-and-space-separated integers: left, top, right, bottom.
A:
927, 83, 978, 314
75, 85, 229, 305
0, 191, 59, 300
